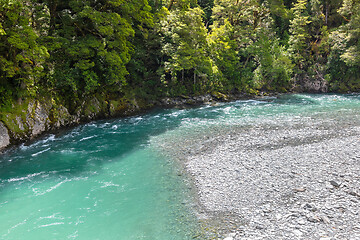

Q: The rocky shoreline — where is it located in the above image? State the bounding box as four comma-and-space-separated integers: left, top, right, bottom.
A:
0, 92, 248, 152
2, 93, 359, 239
183, 115, 360, 239
154, 97, 360, 239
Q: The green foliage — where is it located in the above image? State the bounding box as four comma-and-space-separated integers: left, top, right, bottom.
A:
288, 0, 312, 68
126, 4, 163, 98
46, 0, 153, 99
160, 6, 213, 95
327, 0, 360, 91
252, 35, 294, 91
198, 0, 215, 26
337, 0, 360, 66
1, 0, 360, 115
268, 0, 291, 45
208, 20, 241, 90
0, 0, 49, 106
209, 0, 293, 92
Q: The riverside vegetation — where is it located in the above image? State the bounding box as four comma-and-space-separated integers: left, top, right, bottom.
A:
0, 0, 360, 148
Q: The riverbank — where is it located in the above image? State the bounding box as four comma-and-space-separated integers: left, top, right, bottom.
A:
154, 94, 360, 239
188, 129, 360, 239
0, 92, 258, 152
1, 94, 359, 239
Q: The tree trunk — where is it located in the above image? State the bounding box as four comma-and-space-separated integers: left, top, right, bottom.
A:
325, 0, 329, 25
49, 0, 58, 35
168, 0, 175, 10
193, 69, 196, 92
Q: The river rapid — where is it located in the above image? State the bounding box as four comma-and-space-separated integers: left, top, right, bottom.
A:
0, 94, 359, 239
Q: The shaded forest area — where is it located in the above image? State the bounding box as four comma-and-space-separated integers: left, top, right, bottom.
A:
0, 0, 359, 111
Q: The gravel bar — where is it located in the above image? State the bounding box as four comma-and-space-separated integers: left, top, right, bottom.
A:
182, 120, 360, 239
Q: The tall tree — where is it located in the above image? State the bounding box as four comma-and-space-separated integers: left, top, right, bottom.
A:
288, 0, 311, 71
45, 0, 153, 100
208, 20, 241, 91
0, 0, 49, 106
327, 0, 360, 91
160, 6, 213, 95
198, 0, 215, 27
210, 0, 293, 92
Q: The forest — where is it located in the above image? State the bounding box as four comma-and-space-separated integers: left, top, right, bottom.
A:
0, 0, 359, 111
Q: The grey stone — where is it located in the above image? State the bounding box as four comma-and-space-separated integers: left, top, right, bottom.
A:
27, 100, 51, 136
294, 187, 306, 192
53, 105, 72, 128
330, 180, 340, 188
0, 122, 10, 150
348, 191, 359, 197
15, 116, 25, 131
160, 118, 360, 239
321, 216, 331, 224
293, 230, 303, 236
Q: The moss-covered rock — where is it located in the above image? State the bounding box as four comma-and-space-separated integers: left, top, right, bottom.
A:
49, 104, 72, 128
0, 98, 65, 145
26, 100, 52, 137
109, 99, 128, 116
0, 91, 234, 151
0, 99, 32, 142
211, 91, 229, 101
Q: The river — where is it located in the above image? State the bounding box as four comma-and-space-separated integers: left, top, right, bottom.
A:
0, 94, 359, 239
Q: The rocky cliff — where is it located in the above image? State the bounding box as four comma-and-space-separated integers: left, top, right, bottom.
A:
0, 95, 146, 151
0, 93, 228, 152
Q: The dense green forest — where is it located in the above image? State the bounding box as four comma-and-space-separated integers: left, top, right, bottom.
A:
0, 0, 359, 110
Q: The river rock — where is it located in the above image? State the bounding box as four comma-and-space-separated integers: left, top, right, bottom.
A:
223, 233, 236, 240
223, 237, 233, 240
159, 104, 360, 239
329, 180, 340, 188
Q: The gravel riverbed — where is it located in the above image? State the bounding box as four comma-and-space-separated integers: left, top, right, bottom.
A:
158, 105, 360, 240
187, 126, 360, 239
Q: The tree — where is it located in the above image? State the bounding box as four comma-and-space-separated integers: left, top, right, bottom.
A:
0, 0, 49, 106
160, 6, 213, 95
208, 20, 241, 91
45, 0, 153, 99
198, 0, 215, 27
327, 0, 360, 91
252, 35, 294, 91
210, 0, 293, 92
337, 0, 360, 66
288, 0, 311, 71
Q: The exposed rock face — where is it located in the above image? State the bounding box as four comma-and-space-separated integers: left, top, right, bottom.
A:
303, 78, 328, 93
294, 74, 328, 93
27, 100, 52, 137
0, 95, 150, 151
52, 105, 72, 128
0, 99, 81, 150
81, 97, 103, 120
0, 122, 10, 150
0, 92, 245, 151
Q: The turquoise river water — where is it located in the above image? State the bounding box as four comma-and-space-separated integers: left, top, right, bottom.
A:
0, 94, 359, 239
